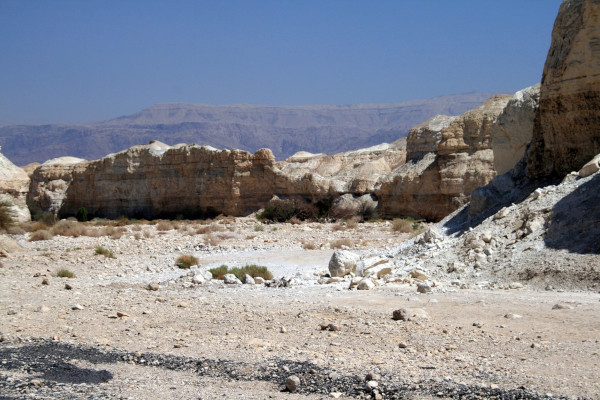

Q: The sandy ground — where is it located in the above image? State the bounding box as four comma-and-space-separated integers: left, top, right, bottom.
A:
1, 219, 599, 399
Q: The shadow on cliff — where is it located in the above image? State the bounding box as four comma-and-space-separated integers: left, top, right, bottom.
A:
544, 173, 600, 254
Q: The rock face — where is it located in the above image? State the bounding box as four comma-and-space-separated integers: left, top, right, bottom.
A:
58, 142, 279, 219
0, 149, 30, 222
491, 84, 540, 175
32, 139, 405, 220
528, 0, 600, 178
27, 156, 86, 217
378, 95, 511, 220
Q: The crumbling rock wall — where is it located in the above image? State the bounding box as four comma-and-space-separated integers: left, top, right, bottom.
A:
528, 0, 600, 178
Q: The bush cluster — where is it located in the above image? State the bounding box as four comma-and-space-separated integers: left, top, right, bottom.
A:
257, 198, 319, 222
94, 246, 115, 258
209, 264, 273, 281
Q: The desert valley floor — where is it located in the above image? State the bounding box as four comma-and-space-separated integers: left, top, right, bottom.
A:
1, 219, 598, 399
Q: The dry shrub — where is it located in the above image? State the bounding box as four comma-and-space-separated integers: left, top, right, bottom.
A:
131, 224, 143, 232
331, 238, 355, 249
21, 221, 49, 233
143, 230, 153, 238
346, 217, 360, 229
210, 224, 226, 232
195, 226, 210, 235
29, 230, 53, 241
95, 246, 115, 258
56, 269, 75, 278
175, 254, 199, 269
245, 234, 256, 240
206, 234, 221, 246
134, 233, 142, 240
332, 222, 346, 232
110, 227, 126, 239
113, 216, 131, 227
302, 240, 317, 250
288, 217, 302, 225
156, 220, 174, 231
0, 200, 15, 232
51, 220, 88, 237
392, 218, 414, 233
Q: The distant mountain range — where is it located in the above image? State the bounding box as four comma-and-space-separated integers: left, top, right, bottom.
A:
0, 92, 497, 165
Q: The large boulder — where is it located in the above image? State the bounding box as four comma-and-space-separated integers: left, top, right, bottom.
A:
528, 0, 600, 178
328, 250, 360, 277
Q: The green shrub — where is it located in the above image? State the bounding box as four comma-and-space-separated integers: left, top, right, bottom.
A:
94, 246, 115, 258
254, 224, 264, 232
209, 264, 273, 281
75, 207, 88, 222
0, 200, 15, 231
257, 197, 319, 222
57, 269, 75, 278
175, 254, 199, 269
230, 264, 273, 281
208, 265, 229, 279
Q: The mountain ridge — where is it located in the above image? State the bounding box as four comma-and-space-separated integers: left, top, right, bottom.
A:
0, 92, 498, 165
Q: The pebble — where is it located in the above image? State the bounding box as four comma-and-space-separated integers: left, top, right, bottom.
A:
280, 326, 287, 333
64, 283, 73, 290
72, 304, 84, 310
147, 282, 159, 291
473, 321, 483, 328
366, 380, 379, 391
285, 375, 300, 392
42, 278, 50, 285
417, 283, 431, 293
552, 303, 573, 310
116, 311, 129, 318
398, 342, 408, 349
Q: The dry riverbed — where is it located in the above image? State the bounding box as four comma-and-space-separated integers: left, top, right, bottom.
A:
1, 218, 599, 399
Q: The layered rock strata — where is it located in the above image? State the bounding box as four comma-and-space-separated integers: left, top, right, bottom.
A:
39, 139, 407, 219
528, 0, 600, 178
378, 95, 511, 221
0, 149, 31, 222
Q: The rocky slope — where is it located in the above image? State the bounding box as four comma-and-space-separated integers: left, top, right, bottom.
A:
0, 93, 494, 165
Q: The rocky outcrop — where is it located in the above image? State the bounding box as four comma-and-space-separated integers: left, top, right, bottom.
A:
277, 141, 406, 195
491, 84, 540, 175
528, 0, 600, 178
58, 142, 279, 219
26, 138, 407, 219
378, 95, 511, 220
27, 156, 87, 217
0, 149, 30, 222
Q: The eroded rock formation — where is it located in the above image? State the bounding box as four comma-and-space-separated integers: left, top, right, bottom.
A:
378, 95, 511, 220
491, 84, 540, 175
39, 139, 407, 219
0, 149, 31, 222
528, 0, 600, 178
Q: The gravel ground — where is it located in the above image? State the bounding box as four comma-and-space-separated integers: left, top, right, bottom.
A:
1, 219, 599, 399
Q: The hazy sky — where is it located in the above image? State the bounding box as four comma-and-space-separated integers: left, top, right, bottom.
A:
0, 0, 561, 125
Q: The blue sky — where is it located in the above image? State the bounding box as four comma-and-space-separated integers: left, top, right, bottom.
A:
0, 0, 561, 125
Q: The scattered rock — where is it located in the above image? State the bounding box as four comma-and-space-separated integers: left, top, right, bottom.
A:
552, 303, 573, 310
64, 283, 73, 290
285, 375, 300, 392
41, 278, 50, 285
357, 278, 375, 290
243, 274, 255, 285
116, 311, 129, 318
417, 283, 432, 293
223, 274, 242, 284
410, 269, 429, 281
147, 282, 159, 291
72, 304, 84, 310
